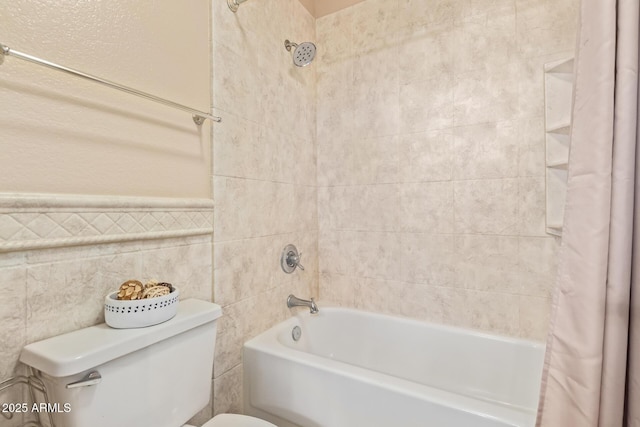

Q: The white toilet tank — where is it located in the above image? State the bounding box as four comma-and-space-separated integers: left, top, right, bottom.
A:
20, 299, 222, 427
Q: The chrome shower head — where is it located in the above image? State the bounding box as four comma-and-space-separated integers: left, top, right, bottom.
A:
284, 40, 316, 67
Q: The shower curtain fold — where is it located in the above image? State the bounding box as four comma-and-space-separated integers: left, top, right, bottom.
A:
535, 0, 640, 426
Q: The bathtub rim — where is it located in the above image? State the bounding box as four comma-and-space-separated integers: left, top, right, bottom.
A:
244, 303, 545, 427
280, 303, 546, 349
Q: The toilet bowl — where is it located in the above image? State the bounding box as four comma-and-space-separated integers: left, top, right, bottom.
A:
186, 414, 276, 427
19, 299, 275, 427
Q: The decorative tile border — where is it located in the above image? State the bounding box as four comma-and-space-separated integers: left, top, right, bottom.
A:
0, 193, 213, 252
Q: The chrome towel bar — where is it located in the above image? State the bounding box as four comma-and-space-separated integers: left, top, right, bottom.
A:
0, 42, 221, 125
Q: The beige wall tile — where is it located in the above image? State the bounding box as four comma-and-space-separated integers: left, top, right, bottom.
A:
355, 276, 396, 313
214, 301, 246, 377
399, 182, 455, 233
26, 259, 120, 343
353, 136, 400, 184
351, 231, 403, 280
517, 55, 546, 118
320, 137, 400, 186
354, 185, 402, 231
519, 295, 552, 341
213, 113, 276, 182
430, 287, 470, 328
319, 272, 357, 306
213, 44, 263, 123
316, 8, 353, 64
244, 285, 292, 339
398, 26, 455, 85
317, 137, 356, 186
0, 267, 26, 380
317, 186, 355, 230
454, 179, 519, 234
318, 230, 355, 276
317, 95, 355, 143
518, 116, 545, 177
351, 0, 401, 52
352, 48, 400, 138
463, 0, 516, 19
453, 62, 520, 126
212, 4, 318, 414
214, 281, 298, 382
142, 242, 213, 301
453, 121, 518, 179
398, 0, 464, 28
320, 230, 401, 281
290, 230, 320, 298
454, 235, 520, 293
518, 236, 560, 298
398, 129, 454, 183
213, 177, 298, 242
23, 239, 211, 344
518, 177, 547, 236
452, 5, 516, 74
516, 0, 578, 58
0, 252, 27, 269
214, 236, 288, 307
317, 60, 354, 116
463, 290, 520, 336
214, 365, 244, 416
400, 76, 454, 133
399, 233, 456, 286
294, 186, 319, 232
317, 0, 577, 341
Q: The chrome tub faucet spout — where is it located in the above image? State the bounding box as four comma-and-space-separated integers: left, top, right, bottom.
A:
287, 294, 319, 314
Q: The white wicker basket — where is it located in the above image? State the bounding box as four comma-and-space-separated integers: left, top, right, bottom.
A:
104, 288, 179, 329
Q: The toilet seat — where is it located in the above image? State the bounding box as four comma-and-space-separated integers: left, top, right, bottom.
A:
203, 414, 277, 427
185, 414, 277, 427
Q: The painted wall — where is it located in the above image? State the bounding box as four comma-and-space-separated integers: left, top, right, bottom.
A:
316, 0, 578, 340
210, 0, 318, 415
0, 0, 211, 198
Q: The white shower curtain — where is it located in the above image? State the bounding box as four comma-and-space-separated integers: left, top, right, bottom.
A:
536, 0, 640, 425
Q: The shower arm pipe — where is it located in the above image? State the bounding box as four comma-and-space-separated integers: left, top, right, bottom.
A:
0, 43, 221, 126
228, 0, 249, 12
284, 40, 298, 51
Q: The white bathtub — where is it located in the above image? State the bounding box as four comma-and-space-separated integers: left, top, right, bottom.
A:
243, 306, 545, 427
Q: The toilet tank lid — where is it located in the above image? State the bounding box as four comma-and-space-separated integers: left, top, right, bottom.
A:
20, 299, 222, 378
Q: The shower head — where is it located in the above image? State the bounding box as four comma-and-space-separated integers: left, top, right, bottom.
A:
284, 40, 316, 67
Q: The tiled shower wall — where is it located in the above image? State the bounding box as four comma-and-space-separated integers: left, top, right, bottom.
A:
210, 0, 318, 415
316, 0, 578, 340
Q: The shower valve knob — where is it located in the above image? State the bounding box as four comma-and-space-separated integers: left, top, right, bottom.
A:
290, 252, 304, 271
281, 244, 304, 273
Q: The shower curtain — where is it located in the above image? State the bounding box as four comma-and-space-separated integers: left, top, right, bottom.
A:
536, 0, 640, 425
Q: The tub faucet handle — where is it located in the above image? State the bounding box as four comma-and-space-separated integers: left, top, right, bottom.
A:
292, 252, 304, 271
281, 244, 304, 273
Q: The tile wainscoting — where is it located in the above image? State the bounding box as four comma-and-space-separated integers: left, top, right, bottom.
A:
0, 193, 214, 426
